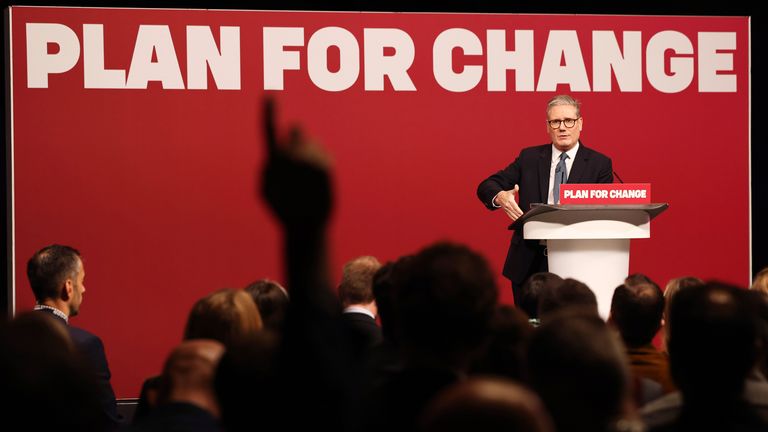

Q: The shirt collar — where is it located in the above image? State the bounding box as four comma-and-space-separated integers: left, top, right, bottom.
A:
343, 305, 376, 319
551, 141, 580, 162
34, 304, 69, 324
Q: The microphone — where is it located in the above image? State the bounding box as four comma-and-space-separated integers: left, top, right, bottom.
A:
613, 170, 624, 184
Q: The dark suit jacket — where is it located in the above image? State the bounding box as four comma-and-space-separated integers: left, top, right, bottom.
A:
37, 309, 122, 428
477, 142, 613, 287
340, 311, 382, 356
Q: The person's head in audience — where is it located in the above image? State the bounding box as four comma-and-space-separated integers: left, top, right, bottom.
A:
26, 244, 86, 318
469, 304, 533, 380
339, 255, 381, 313
752, 267, 768, 295
751, 292, 768, 379
372, 256, 412, 345
667, 282, 761, 405
156, 339, 225, 417
420, 377, 555, 432
519, 272, 563, 325
184, 288, 263, 348
663, 276, 704, 319
525, 309, 634, 432
624, 273, 655, 286
661, 276, 704, 351
244, 279, 289, 332
609, 278, 664, 348
537, 278, 598, 320
394, 242, 498, 369
0, 312, 106, 429
372, 262, 396, 341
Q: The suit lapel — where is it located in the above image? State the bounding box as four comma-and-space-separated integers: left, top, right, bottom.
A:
538, 145, 552, 203
567, 142, 590, 184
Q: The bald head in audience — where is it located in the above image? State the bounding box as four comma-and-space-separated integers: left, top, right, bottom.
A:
158, 339, 225, 417
421, 378, 554, 432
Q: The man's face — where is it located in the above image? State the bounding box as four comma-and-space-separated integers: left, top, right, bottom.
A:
547, 104, 582, 152
68, 258, 86, 317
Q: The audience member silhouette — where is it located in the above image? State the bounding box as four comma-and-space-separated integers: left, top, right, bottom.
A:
260, 96, 352, 431
25, 244, 121, 428
420, 378, 555, 432
362, 242, 498, 432
244, 279, 289, 332
643, 282, 768, 431
610, 279, 675, 395
0, 311, 108, 430
136, 288, 263, 421
519, 272, 563, 326
130, 339, 225, 432
361, 258, 411, 394
213, 332, 281, 432
752, 267, 768, 295
625, 273, 656, 286
537, 277, 598, 320
661, 276, 704, 352
525, 309, 638, 432
469, 304, 533, 381
183, 288, 263, 348
338, 255, 383, 356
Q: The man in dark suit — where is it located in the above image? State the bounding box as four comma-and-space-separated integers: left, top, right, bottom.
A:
477, 95, 613, 303
26, 244, 122, 428
338, 255, 383, 354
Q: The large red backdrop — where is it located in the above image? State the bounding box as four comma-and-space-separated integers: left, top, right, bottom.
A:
8, 7, 750, 396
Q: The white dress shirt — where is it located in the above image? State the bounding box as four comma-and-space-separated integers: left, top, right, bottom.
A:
547, 142, 580, 204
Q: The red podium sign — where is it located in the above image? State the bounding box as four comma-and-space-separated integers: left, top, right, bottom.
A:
560, 183, 652, 204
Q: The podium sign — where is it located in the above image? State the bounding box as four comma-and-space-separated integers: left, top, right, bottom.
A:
560, 183, 651, 205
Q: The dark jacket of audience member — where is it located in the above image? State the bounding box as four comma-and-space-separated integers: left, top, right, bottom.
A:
26, 244, 121, 428
338, 256, 383, 356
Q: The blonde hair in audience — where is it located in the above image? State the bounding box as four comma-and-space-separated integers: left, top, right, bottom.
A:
752, 267, 768, 294
184, 288, 263, 347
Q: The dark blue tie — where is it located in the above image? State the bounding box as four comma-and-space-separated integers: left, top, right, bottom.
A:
553, 152, 569, 204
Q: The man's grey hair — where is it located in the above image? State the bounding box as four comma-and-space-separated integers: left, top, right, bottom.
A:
546, 95, 581, 118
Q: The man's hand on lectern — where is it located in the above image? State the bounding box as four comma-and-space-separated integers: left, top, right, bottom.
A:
494, 185, 523, 221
